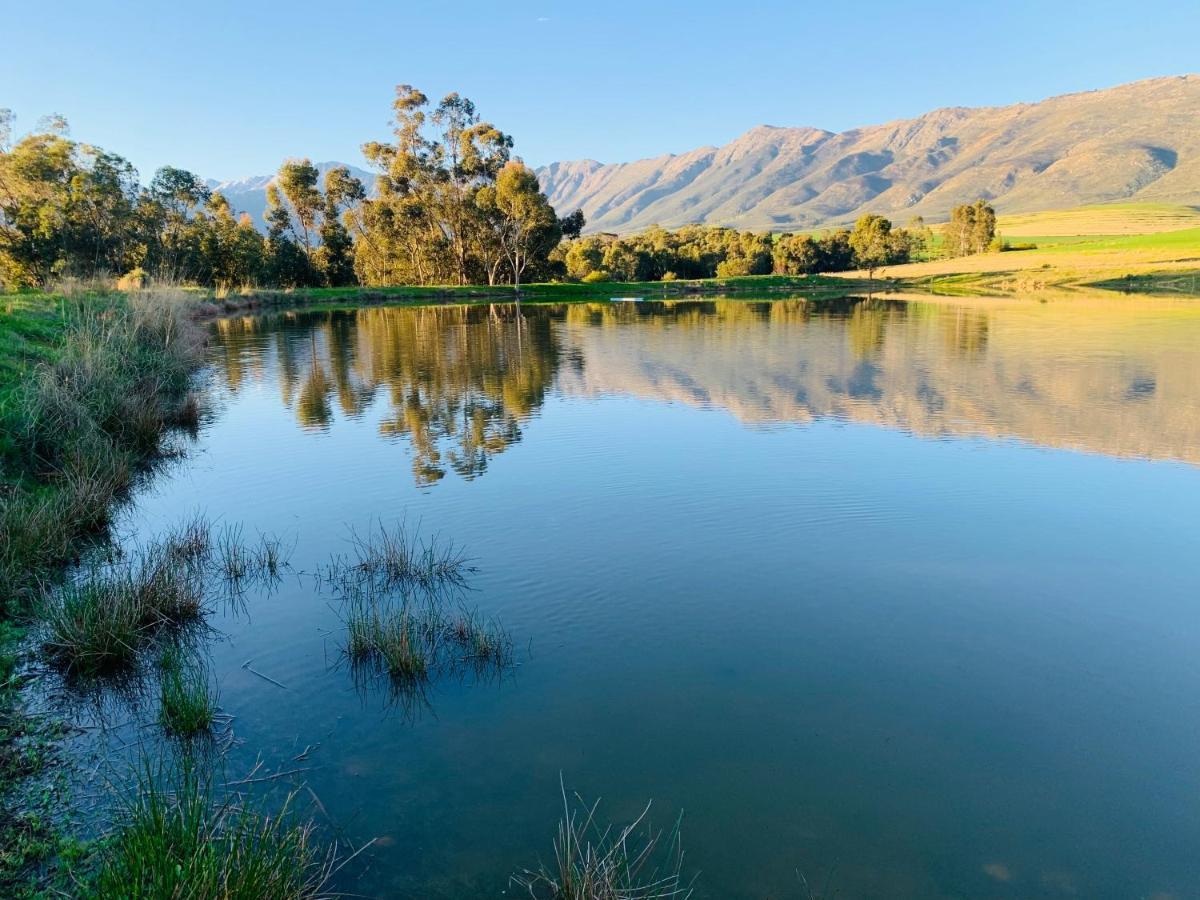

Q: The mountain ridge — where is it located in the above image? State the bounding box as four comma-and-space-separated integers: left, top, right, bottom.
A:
535, 75, 1200, 233
205, 76, 1200, 235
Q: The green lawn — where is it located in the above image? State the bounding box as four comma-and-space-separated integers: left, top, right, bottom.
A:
0, 294, 66, 411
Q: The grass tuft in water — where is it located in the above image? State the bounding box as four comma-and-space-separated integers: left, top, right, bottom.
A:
446, 607, 513, 669
513, 782, 693, 900
216, 523, 254, 582
157, 645, 217, 737
344, 590, 432, 687
161, 512, 212, 566
39, 577, 144, 676
92, 761, 333, 899
216, 523, 291, 587
346, 519, 475, 589
342, 578, 512, 694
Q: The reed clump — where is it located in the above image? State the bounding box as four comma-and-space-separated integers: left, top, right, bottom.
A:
92, 762, 333, 899
39, 546, 206, 677
38, 517, 287, 677
512, 784, 693, 900
345, 519, 475, 590
157, 645, 217, 737
339, 560, 512, 698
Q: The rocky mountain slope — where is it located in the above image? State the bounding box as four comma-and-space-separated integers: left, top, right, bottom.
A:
536, 75, 1200, 233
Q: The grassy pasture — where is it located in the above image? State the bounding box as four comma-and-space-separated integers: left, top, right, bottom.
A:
997, 202, 1200, 237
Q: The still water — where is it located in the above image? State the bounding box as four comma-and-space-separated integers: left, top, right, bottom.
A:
120, 295, 1200, 898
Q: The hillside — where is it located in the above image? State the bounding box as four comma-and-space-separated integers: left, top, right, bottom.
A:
536, 75, 1200, 234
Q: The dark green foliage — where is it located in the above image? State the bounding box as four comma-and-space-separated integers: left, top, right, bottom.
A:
559, 208, 586, 241
848, 213, 912, 277
554, 217, 908, 284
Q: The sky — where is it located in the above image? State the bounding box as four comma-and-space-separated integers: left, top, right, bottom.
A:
3, 0, 1198, 182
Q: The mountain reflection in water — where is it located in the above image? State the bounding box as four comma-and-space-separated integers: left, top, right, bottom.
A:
210, 296, 1200, 483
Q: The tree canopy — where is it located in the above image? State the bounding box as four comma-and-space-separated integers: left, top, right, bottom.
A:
0, 101, 995, 291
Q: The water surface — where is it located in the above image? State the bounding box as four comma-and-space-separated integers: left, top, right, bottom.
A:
118, 295, 1200, 898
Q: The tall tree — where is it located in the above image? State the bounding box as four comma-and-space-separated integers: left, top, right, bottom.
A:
970, 200, 996, 253
849, 214, 903, 280
478, 162, 561, 290
317, 166, 365, 286
146, 166, 211, 279
276, 159, 323, 259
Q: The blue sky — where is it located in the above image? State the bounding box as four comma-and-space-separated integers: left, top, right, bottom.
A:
3, 0, 1197, 181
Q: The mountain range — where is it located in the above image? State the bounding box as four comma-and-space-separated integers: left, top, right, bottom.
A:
210, 75, 1199, 234
536, 75, 1200, 232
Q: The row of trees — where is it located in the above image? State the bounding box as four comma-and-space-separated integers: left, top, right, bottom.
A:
551, 214, 933, 283
0, 94, 578, 291
0, 111, 368, 289
1, 99, 1000, 290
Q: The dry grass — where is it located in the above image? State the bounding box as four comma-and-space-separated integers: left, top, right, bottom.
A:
0, 287, 208, 609
512, 781, 693, 900
997, 202, 1200, 237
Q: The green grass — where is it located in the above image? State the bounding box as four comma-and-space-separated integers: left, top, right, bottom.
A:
195, 273, 865, 316
91, 761, 332, 899
157, 645, 217, 737
1, 288, 206, 610
39, 545, 206, 677
0, 294, 66, 402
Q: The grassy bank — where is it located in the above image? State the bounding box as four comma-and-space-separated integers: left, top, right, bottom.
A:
0, 287, 207, 893
0, 288, 205, 608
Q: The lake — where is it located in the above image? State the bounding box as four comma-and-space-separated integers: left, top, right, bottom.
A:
98, 295, 1200, 898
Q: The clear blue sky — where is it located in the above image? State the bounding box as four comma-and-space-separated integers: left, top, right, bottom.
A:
3, 0, 1197, 182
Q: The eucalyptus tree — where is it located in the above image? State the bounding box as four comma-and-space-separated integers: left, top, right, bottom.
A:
943, 201, 996, 256
477, 162, 562, 289
318, 166, 366, 286
276, 159, 323, 258
357, 84, 544, 287
146, 166, 212, 279
0, 125, 140, 286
